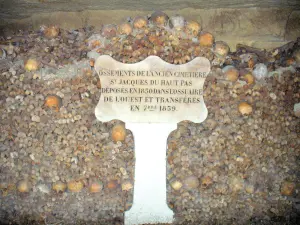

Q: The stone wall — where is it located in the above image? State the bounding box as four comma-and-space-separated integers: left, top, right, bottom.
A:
1, 0, 300, 50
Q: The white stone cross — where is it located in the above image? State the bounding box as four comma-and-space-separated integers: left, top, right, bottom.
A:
95, 55, 210, 225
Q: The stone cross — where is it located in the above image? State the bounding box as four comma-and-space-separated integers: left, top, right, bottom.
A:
95, 55, 210, 225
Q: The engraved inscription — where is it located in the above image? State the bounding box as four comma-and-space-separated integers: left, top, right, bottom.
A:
95, 55, 210, 123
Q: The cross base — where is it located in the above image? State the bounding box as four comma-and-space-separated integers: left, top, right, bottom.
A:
124, 123, 176, 225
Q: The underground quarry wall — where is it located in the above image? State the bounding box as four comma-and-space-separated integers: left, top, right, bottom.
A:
1, 0, 300, 50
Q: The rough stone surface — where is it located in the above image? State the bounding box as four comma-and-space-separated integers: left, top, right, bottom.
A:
1, 1, 300, 50
1, 0, 299, 20
286, 10, 300, 40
